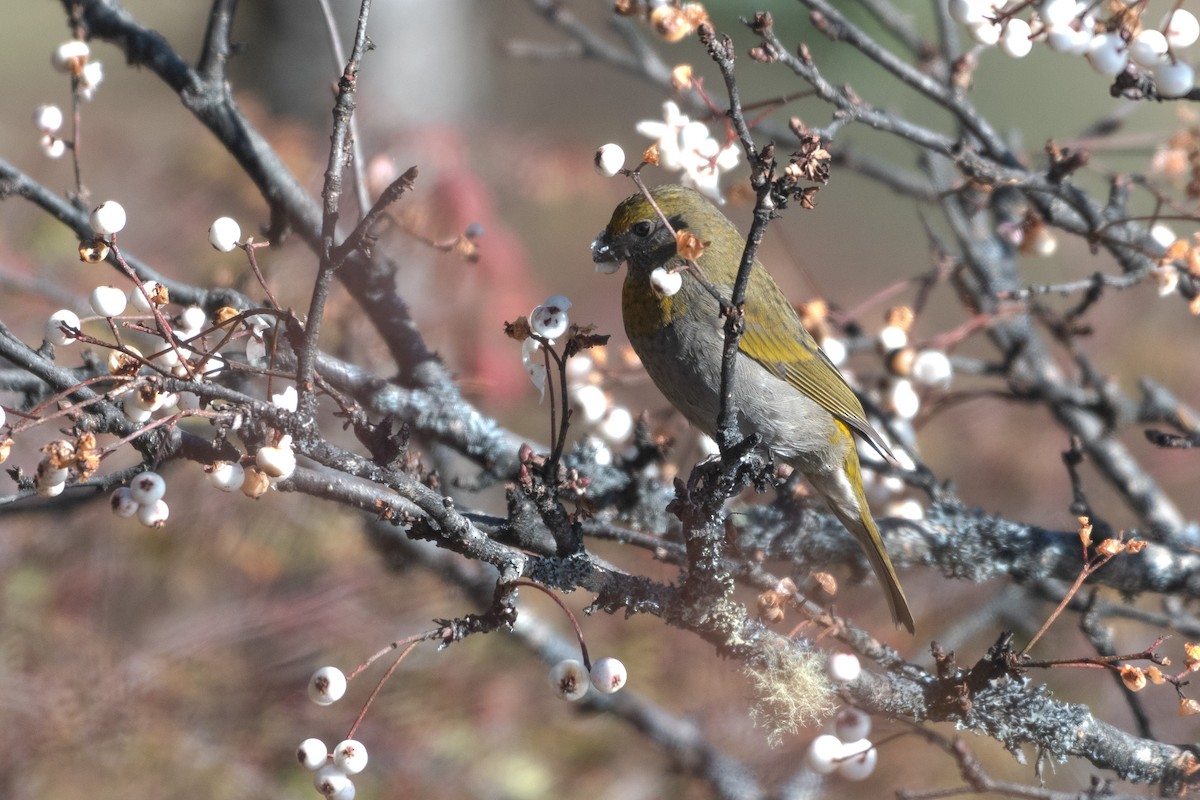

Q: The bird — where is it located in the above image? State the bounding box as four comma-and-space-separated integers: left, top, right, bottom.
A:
591, 184, 915, 633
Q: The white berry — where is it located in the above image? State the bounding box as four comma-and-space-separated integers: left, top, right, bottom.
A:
128, 281, 163, 313
35, 459, 69, 496
1087, 33, 1129, 77
40, 135, 67, 159
1130, 29, 1169, 68
1155, 59, 1196, 98
45, 309, 80, 346
531, 295, 572, 340
297, 738, 328, 770
828, 652, 862, 683
1000, 18, 1032, 58
890, 379, 920, 420
110, 487, 139, 518
129, 471, 166, 505
123, 402, 154, 424
207, 461, 246, 492
912, 349, 953, 387
1164, 9, 1200, 50
589, 657, 628, 694
179, 306, 207, 337
89, 200, 127, 236
549, 659, 589, 701
1039, 0, 1077, 28
1045, 24, 1092, 55
821, 336, 847, 366
208, 217, 242, 252
593, 143, 626, 178
838, 739, 878, 781
649, 266, 682, 297
599, 406, 634, 443
332, 739, 368, 775
89, 285, 128, 318
1151, 224, 1177, 249
308, 666, 347, 705
835, 707, 873, 742
52, 40, 89, 72
805, 733, 844, 774
256, 437, 296, 480
79, 60, 104, 95
948, 0, 990, 26
34, 104, 64, 134
137, 499, 170, 528
313, 764, 351, 797
967, 20, 1002, 46
571, 383, 609, 425
878, 324, 908, 351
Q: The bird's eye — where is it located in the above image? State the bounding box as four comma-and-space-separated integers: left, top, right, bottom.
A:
632, 220, 654, 237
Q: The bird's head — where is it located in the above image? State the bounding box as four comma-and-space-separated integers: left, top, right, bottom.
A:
591, 184, 721, 272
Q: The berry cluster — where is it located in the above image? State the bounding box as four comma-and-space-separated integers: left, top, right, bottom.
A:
951, 1, 1198, 97
548, 656, 629, 701
515, 294, 636, 465
804, 654, 879, 781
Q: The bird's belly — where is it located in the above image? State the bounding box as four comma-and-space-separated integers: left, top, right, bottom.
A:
629, 323, 838, 472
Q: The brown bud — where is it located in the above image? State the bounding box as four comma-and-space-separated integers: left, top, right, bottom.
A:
798, 299, 828, 328
1184, 642, 1200, 671
1180, 698, 1200, 717
642, 143, 660, 167
651, 6, 692, 42
42, 439, 76, 469
887, 346, 917, 377
1120, 665, 1146, 692
79, 238, 110, 263
213, 306, 240, 326
811, 571, 838, 597
504, 316, 532, 341
0, 438, 12, 465
676, 230, 707, 261
1078, 516, 1093, 548
108, 347, 143, 376
1185, 246, 1200, 278
670, 64, 694, 92
241, 466, 270, 499
74, 433, 100, 480
760, 605, 785, 624
885, 305, 915, 331
682, 3, 710, 27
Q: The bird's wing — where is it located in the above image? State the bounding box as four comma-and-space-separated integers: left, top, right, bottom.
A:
737, 272, 895, 462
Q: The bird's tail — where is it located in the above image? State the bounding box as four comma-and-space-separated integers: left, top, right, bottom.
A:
809, 434, 915, 634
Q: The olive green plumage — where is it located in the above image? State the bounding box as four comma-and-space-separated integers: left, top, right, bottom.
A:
592, 184, 915, 634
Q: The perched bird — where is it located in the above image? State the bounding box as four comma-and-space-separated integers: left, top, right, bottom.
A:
592, 184, 915, 633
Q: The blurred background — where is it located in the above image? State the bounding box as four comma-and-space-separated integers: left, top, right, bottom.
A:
0, 1, 1196, 797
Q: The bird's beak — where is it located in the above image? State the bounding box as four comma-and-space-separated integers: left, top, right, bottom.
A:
591, 229, 618, 264
591, 229, 624, 275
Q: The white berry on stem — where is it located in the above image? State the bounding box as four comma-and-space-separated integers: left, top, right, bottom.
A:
549, 659, 589, 701
297, 738, 328, 770
308, 666, 347, 705
45, 309, 80, 346
589, 657, 628, 694
332, 739, 368, 775
89, 200, 127, 236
